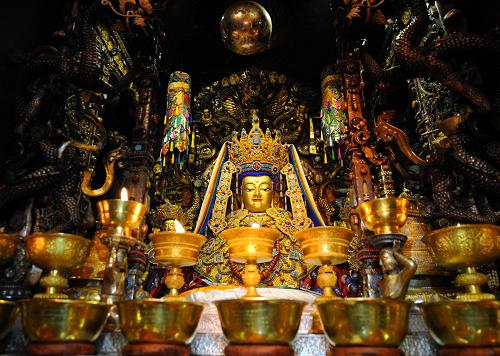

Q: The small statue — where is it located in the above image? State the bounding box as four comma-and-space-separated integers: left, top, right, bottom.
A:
379, 242, 417, 299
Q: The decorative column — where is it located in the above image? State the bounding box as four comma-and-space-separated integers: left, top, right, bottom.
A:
339, 55, 379, 297
122, 63, 158, 300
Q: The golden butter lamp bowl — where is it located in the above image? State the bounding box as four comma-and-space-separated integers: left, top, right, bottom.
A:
117, 299, 204, 344
26, 233, 91, 298
26, 233, 91, 272
97, 199, 147, 237
219, 227, 280, 264
214, 299, 306, 344
0, 232, 18, 265
316, 298, 410, 347
0, 300, 18, 340
422, 224, 500, 269
421, 300, 499, 347
21, 299, 109, 342
295, 226, 354, 265
149, 231, 206, 267
423, 224, 500, 300
149, 231, 206, 297
356, 197, 409, 236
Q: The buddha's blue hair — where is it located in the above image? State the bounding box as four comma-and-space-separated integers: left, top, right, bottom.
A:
239, 171, 275, 189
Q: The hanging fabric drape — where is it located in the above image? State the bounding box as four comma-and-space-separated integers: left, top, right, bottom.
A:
160, 71, 192, 169
320, 71, 346, 163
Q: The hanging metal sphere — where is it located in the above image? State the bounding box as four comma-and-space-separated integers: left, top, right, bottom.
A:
220, 1, 272, 56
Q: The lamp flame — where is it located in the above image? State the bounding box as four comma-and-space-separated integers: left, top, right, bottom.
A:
120, 187, 128, 201
174, 220, 185, 233
251, 222, 260, 229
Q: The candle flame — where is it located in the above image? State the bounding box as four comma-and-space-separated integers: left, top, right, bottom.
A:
251, 222, 260, 229
174, 220, 185, 233
120, 187, 128, 201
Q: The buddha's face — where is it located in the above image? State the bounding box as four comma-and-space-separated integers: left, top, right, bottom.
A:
241, 175, 273, 213
164, 219, 176, 231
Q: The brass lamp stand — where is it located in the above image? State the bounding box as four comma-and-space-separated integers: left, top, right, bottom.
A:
23, 233, 109, 355
26, 233, 91, 299
420, 224, 500, 353
214, 226, 306, 356
313, 198, 412, 355
295, 226, 354, 300
220, 226, 279, 298
422, 224, 500, 301
117, 228, 206, 356
96, 198, 147, 304
148, 229, 206, 297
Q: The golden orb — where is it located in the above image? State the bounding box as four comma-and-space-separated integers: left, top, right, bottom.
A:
220, 1, 272, 55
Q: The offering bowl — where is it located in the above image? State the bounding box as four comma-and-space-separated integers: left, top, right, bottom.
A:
21, 299, 109, 343
423, 224, 500, 300
26, 233, 91, 299
421, 300, 499, 347
118, 299, 204, 344
214, 298, 306, 344
316, 298, 410, 346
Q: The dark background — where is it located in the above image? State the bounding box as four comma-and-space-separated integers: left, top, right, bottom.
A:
0, 0, 499, 135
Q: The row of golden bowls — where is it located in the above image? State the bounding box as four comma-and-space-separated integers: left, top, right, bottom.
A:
1, 297, 499, 348
1, 197, 498, 349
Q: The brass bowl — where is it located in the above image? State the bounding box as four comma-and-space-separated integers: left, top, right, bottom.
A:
422, 224, 500, 268
316, 298, 410, 346
0, 233, 17, 265
149, 231, 206, 267
220, 227, 280, 263
21, 299, 109, 342
26, 233, 92, 298
295, 226, 354, 265
0, 300, 18, 340
118, 299, 204, 344
421, 300, 499, 346
215, 298, 306, 344
26, 233, 91, 272
97, 199, 147, 237
356, 197, 409, 236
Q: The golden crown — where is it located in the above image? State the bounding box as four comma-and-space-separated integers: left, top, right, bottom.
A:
229, 116, 289, 174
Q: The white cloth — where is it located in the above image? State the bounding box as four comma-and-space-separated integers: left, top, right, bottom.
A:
186, 287, 317, 334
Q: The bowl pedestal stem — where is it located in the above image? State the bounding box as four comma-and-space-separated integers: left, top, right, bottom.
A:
455, 266, 495, 301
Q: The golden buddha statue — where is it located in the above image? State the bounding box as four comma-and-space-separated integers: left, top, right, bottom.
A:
194, 112, 325, 288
